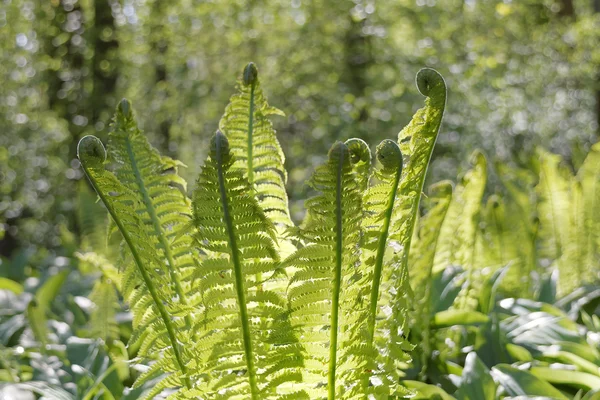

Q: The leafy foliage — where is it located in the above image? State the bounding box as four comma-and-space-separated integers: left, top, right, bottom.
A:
2, 61, 599, 400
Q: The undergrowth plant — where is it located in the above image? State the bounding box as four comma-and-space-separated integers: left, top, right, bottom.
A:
77, 63, 447, 399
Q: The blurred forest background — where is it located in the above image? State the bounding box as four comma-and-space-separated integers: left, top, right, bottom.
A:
1, 0, 600, 266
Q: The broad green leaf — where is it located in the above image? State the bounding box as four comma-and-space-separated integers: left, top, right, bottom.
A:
455, 352, 496, 400
433, 310, 489, 328
530, 367, 600, 391
491, 364, 568, 399
0, 278, 23, 294
402, 380, 455, 400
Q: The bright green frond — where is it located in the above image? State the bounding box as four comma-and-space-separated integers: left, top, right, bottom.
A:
434, 151, 487, 310
189, 131, 304, 399
284, 141, 364, 399
409, 180, 453, 379
562, 142, 600, 294
78, 135, 191, 393
535, 149, 571, 264
218, 63, 292, 228
89, 278, 120, 343
107, 99, 195, 325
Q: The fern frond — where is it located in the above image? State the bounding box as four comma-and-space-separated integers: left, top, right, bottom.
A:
434, 151, 487, 310
409, 181, 453, 379
187, 131, 305, 399
78, 136, 191, 393
562, 142, 600, 294
535, 149, 571, 264
410, 181, 453, 295
218, 63, 292, 228
89, 278, 120, 343
107, 99, 196, 328
496, 162, 538, 297
284, 141, 364, 399
478, 195, 534, 296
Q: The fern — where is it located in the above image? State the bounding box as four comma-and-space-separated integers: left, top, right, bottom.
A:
283, 141, 365, 399
409, 181, 453, 379
185, 131, 305, 399
76, 65, 450, 399
535, 149, 572, 267
433, 151, 487, 311
78, 135, 192, 396
107, 99, 196, 330
218, 63, 292, 228
89, 278, 120, 343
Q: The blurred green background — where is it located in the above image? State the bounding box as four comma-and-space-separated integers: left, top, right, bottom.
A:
1, 0, 599, 261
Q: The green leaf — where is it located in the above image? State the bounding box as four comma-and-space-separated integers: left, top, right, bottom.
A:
433, 310, 489, 328
530, 367, 600, 391
402, 380, 455, 400
455, 352, 496, 400
0, 277, 23, 294
491, 364, 568, 399
26, 270, 69, 347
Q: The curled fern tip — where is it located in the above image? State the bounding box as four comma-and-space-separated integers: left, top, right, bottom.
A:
416, 68, 446, 98
376, 139, 403, 172
345, 138, 371, 164
77, 135, 106, 167
118, 98, 133, 118
243, 62, 258, 86
328, 141, 349, 162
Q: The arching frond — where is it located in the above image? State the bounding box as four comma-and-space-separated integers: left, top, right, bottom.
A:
218, 63, 292, 228
78, 136, 192, 396
185, 131, 305, 400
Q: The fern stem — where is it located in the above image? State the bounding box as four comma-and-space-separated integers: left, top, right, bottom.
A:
366, 167, 401, 342
215, 132, 259, 399
123, 137, 194, 332
328, 144, 345, 400
247, 79, 256, 185
80, 163, 191, 390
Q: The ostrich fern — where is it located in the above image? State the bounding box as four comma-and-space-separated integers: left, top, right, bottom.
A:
78, 64, 447, 399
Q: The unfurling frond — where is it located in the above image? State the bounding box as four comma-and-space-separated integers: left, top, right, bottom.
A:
284, 141, 363, 399
218, 63, 292, 228
78, 135, 192, 395
186, 131, 305, 400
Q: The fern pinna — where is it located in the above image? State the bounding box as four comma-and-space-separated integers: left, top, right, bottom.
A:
78, 63, 447, 399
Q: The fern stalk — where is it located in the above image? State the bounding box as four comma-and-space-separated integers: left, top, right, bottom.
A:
78, 136, 191, 390
245, 63, 257, 185
215, 130, 259, 398
327, 142, 346, 400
